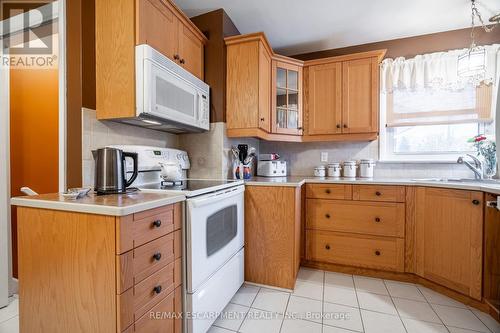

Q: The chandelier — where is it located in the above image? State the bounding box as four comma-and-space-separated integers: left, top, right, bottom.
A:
457, 0, 499, 78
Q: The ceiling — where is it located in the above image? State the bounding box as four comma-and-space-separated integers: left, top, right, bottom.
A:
174, 0, 500, 56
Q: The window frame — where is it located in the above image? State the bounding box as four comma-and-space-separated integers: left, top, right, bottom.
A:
379, 90, 492, 163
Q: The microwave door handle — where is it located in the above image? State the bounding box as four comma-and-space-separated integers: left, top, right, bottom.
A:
188, 186, 245, 208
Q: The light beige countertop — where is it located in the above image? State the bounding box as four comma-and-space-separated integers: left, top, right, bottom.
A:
245, 176, 500, 195
11, 190, 186, 216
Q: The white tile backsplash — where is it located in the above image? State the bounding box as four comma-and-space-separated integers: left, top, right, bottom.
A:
178, 122, 260, 179
259, 140, 475, 179
81, 108, 178, 187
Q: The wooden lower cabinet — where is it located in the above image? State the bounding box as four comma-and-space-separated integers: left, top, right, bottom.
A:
484, 193, 500, 319
306, 199, 405, 237
17, 203, 183, 333
305, 184, 405, 273
306, 230, 405, 272
245, 185, 302, 289
415, 187, 483, 300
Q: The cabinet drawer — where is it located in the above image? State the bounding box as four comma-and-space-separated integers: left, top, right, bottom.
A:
119, 262, 179, 330
306, 199, 405, 237
117, 204, 179, 254
353, 185, 405, 202
306, 230, 404, 272
117, 231, 181, 292
306, 184, 352, 200
130, 286, 182, 333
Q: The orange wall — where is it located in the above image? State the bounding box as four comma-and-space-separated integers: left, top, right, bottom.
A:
10, 68, 59, 277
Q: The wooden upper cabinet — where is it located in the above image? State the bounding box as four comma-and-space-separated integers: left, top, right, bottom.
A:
178, 21, 204, 79
306, 62, 342, 135
96, 0, 207, 120
303, 50, 385, 140
272, 59, 303, 136
136, 0, 179, 63
226, 34, 272, 133
342, 57, 379, 133
415, 187, 483, 300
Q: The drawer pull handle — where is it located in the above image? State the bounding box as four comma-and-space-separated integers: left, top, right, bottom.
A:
152, 220, 162, 228
374, 217, 381, 223
152, 252, 162, 261
325, 189, 331, 194
325, 213, 331, 219
153, 285, 162, 294
472, 199, 480, 205
173, 54, 180, 60
180, 58, 185, 64
325, 244, 331, 250
375, 250, 381, 256
375, 191, 382, 196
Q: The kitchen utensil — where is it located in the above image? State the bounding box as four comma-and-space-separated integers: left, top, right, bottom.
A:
92, 147, 139, 194
238, 144, 248, 162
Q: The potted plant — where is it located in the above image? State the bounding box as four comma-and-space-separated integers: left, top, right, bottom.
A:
468, 134, 497, 179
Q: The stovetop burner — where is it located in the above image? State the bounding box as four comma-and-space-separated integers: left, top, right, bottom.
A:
139, 179, 243, 197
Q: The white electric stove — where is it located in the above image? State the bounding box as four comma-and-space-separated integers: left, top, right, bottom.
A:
108, 145, 245, 333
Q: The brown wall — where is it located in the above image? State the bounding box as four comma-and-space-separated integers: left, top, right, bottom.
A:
294, 27, 500, 60
191, 9, 240, 123
82, 0, 96, 110
66, 0, 83, 188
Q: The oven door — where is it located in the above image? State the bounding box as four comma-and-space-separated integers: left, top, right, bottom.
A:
142, 59, 201, 127
186, 185, 244, 293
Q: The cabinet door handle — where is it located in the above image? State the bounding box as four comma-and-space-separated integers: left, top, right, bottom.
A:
374, 250, 381, 256
336, 124, 341, 129
260, 117, 265, 122
173, 54, 180, 60
180, 59, 185, 64
152, 252, 162, 261
374, 217, 381, 223
325, 213, 331, 219
153, 285, 162, 294
325, 244, 331, 250
472, 199, 480, 205
152, 220, 162, 228
343, 124, 348, 128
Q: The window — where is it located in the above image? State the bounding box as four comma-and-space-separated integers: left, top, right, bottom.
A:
380, 83, 495, 162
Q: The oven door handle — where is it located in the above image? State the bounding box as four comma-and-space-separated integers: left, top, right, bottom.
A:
188, 186, 245, 208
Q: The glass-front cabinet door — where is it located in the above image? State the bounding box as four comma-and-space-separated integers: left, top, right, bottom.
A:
272, 59, 303, 135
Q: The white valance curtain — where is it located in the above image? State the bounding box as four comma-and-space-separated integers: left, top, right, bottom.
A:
381, 44, 500, 127
381, 44, 500, 93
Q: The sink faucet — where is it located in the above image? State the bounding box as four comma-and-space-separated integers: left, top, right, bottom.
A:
457, 154, 483, 180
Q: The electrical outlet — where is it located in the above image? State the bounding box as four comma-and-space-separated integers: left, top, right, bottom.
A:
321, 152, 328, 162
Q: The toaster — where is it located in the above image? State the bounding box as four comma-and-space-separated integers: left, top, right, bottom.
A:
257, 160, 287, 177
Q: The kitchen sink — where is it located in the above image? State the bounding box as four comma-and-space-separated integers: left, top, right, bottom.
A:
412, 178, 500, 184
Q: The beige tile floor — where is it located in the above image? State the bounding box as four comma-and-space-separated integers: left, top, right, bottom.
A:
1, 268, 499, 333
209, 267, 500, 333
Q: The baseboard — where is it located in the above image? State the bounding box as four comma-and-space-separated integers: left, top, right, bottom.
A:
9, 277, 18, 296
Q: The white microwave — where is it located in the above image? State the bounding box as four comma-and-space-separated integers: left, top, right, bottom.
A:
117, 44, 210, 133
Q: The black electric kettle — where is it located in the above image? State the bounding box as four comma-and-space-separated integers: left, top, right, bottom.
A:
92, 147, 139, 195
